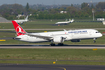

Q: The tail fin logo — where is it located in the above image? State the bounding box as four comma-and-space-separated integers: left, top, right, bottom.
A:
16, 26, 26, 36
12, 21, 26, 36
16, 26, 22, 33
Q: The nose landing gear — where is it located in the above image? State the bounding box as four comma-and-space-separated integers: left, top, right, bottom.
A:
93, 38, 96, 43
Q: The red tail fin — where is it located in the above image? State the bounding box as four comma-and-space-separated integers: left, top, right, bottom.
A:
12, 21, 26, 36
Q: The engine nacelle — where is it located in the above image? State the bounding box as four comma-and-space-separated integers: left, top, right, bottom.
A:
53, 37, 64, 43
71, 39, 80, 42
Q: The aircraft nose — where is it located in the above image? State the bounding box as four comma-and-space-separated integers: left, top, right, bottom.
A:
99, 33, 103, 37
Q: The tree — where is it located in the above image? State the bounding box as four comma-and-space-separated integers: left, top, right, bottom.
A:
0, 4, 25, 19
25, 3, 30, 13
81, 3, 89, 9
71, 4, 73, 7
90, 4, 94, 9
66, 6, 77, 15
96, 2, 105, 11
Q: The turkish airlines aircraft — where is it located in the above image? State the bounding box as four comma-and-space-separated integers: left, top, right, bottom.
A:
14, 16, 28, 24
12, 21, 102, 46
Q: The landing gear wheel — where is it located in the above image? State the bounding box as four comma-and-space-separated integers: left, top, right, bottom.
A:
58, 43, 64, 46
50, 43, 55, 46
94, 40, 96, 43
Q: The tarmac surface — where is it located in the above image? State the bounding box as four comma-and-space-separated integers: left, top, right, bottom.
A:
0, 64, 105, 70
0, 44, 105, 49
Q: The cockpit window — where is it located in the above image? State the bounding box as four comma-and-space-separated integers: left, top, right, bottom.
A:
96, 32, 100, 33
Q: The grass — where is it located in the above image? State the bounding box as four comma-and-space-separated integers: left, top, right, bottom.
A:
0, 20, 105, 29
1, 49, 105, 60
0, 60, 105, 65
0, 49, 105, 65
21, 21, 105, 29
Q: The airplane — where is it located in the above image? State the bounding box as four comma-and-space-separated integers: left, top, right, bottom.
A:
12, 21, 102, 46
14, 16, 28, 24
102, 21, 105, 25
55, 19, 74, 25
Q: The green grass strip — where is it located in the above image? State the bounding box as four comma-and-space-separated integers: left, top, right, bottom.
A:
0, 49, 105, 65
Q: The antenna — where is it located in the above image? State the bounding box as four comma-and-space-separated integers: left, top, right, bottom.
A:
92, 9, 95, 21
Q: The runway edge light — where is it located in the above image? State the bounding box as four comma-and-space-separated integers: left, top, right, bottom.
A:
93, 48, 97, 51
53, 61, 56, 64
44, 31, 47, 32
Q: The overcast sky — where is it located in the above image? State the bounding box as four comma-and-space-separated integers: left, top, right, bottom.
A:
0, 0, 105, 5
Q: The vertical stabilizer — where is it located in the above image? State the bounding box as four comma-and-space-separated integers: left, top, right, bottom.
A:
12, 21, 26, 36
25, 16, 28, 20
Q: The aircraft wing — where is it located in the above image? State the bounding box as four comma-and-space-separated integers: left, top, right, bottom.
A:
26, 33, 53, 40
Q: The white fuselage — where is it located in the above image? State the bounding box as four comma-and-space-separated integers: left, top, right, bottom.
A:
14, 20, 28, 24
14, 16, 28, 24
15, 29, 102, 43
55, 19, 74, 24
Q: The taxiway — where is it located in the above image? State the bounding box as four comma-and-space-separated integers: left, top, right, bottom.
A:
0, 44, 105, 49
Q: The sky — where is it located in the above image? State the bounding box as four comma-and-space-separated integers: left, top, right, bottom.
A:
0, 0, 105, 5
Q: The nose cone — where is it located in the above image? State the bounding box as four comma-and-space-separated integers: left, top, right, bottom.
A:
99, 33, 103, 37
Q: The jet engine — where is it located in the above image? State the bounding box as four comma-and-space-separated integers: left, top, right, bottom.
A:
53, 37, 64, 43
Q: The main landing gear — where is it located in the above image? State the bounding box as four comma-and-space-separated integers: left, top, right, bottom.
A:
50, 43, 64, 46
58, 43, 64, 46
50, 43, 55, 46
